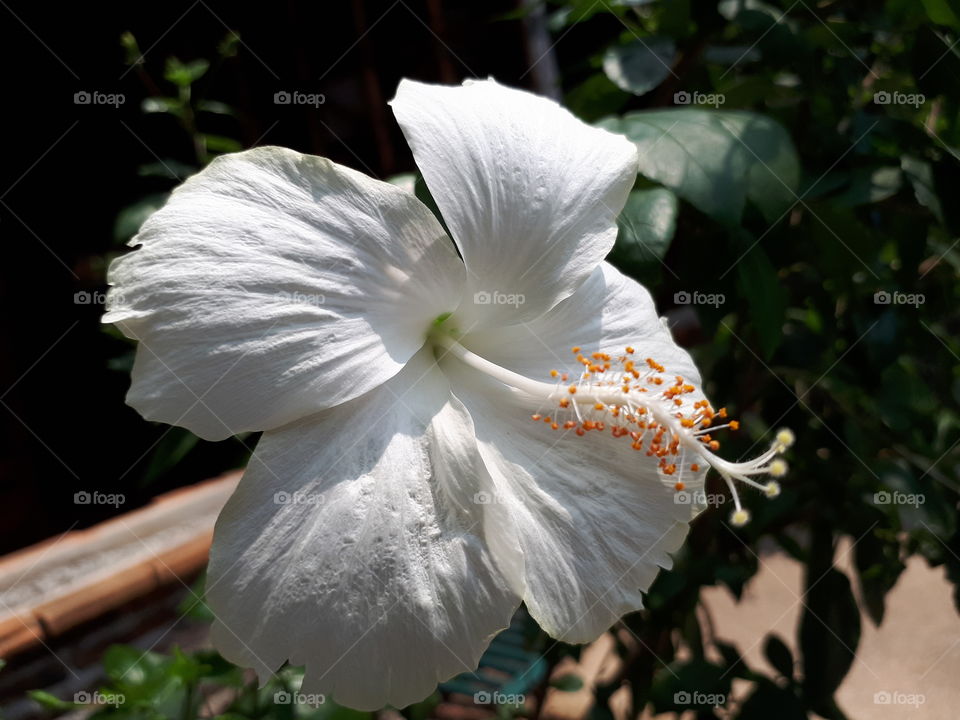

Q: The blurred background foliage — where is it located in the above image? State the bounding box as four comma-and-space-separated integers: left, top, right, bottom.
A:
3, 0, 959, 718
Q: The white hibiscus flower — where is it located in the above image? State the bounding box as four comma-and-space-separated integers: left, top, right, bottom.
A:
104, 78, 790, 710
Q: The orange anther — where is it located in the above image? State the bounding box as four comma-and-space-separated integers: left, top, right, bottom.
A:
568, 385, 578, 394
690, 463, 700, 472
674, 481, 685, 491
531, 414, 542, 421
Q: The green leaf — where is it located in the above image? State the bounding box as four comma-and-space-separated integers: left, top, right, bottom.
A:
104, 645, 166, 686
565, 73, 629, 121
120, 31, 141, 66
203, 134, 244, 154
385, 173, 417, 193
141, 426, 200, 485
164, 57, 210, 87
737, 678, 806, 719
176, 574, 216, 623
141, 96, 184, 116
832, 167, 902, 207
198, 99, 235, 116
921, 0, 960, 27
613, 187, 679, 267
735, 241, 787, 358
549, 673, 585, 692
853, 529, 906, 626
218, 31, 241, 58
113, 193, 168, 244
608, 109, 800, 225
800, 568, 861, 713
602, 37, 676, 96
28, 690, 76, 711
414, 174, 450, 236
647, 658, 731, 713
763, 634, 795, 680
137, 159, 197, 180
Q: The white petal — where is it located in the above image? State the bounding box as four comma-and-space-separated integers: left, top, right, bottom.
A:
206, 347, 519, 711
463, 261, 702, 387
104, 147, 464, 440
391, 79, 637, 329
443, 358, 701, 644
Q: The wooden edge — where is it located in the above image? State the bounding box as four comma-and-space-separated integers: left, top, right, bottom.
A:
0, 473, 239, 660
0, 471, 239, 578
